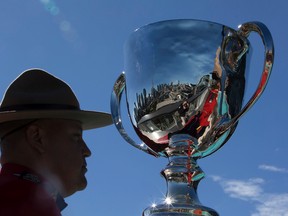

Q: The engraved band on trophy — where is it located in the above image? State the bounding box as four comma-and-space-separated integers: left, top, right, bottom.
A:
111, 19, 274, 215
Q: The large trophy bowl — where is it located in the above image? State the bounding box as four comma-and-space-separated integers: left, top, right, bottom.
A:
111, 19, 274, 216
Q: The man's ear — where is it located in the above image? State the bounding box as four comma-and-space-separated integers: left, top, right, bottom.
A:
25, 124, 45, 154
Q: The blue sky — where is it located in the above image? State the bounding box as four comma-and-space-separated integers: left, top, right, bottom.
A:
0, 1, 287, 215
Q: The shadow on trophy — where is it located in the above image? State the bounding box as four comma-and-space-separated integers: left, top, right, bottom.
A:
111, 19, 274, 215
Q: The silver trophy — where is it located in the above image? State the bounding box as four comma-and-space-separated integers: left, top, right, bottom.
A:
111, 19, 274, 215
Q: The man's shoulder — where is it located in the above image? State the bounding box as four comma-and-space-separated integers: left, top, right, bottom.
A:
0, 173, 36, 196
0, 174, 61, 216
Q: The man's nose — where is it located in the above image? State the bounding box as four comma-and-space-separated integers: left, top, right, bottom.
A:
82, 140, 92, 157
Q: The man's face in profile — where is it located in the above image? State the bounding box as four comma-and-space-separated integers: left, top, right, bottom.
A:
39, 119, 91, 197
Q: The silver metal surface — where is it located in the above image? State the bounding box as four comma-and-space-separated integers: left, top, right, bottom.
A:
111, 19, 274, 215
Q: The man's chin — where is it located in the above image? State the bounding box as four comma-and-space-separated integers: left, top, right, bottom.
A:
63, 177, 88, 197
78, 176, 88, 191
79, 182, 87, 191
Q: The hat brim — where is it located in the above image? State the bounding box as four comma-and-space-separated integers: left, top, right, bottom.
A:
0, 109, 112, 130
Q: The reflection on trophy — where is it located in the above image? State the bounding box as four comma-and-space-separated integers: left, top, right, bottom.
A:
111, 19, 274, 215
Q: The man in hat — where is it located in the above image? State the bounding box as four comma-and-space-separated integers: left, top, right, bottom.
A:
0, 69, 112, 216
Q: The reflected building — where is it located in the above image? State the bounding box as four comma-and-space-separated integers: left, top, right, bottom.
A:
133, 73, 215, 144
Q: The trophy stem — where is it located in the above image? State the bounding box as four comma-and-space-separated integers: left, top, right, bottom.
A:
143, 134, 219, 216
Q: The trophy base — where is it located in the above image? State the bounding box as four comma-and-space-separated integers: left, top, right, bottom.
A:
142, 134, 220, 216
143, 203, 219, 216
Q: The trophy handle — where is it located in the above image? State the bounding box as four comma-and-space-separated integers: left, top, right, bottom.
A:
229, 22, 274, 126
111, 72, 160, 157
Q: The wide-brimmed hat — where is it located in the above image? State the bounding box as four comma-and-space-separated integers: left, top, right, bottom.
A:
0, 68, 112, 138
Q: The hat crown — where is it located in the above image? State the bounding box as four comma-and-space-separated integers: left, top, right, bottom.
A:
0, 69, 80, 111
